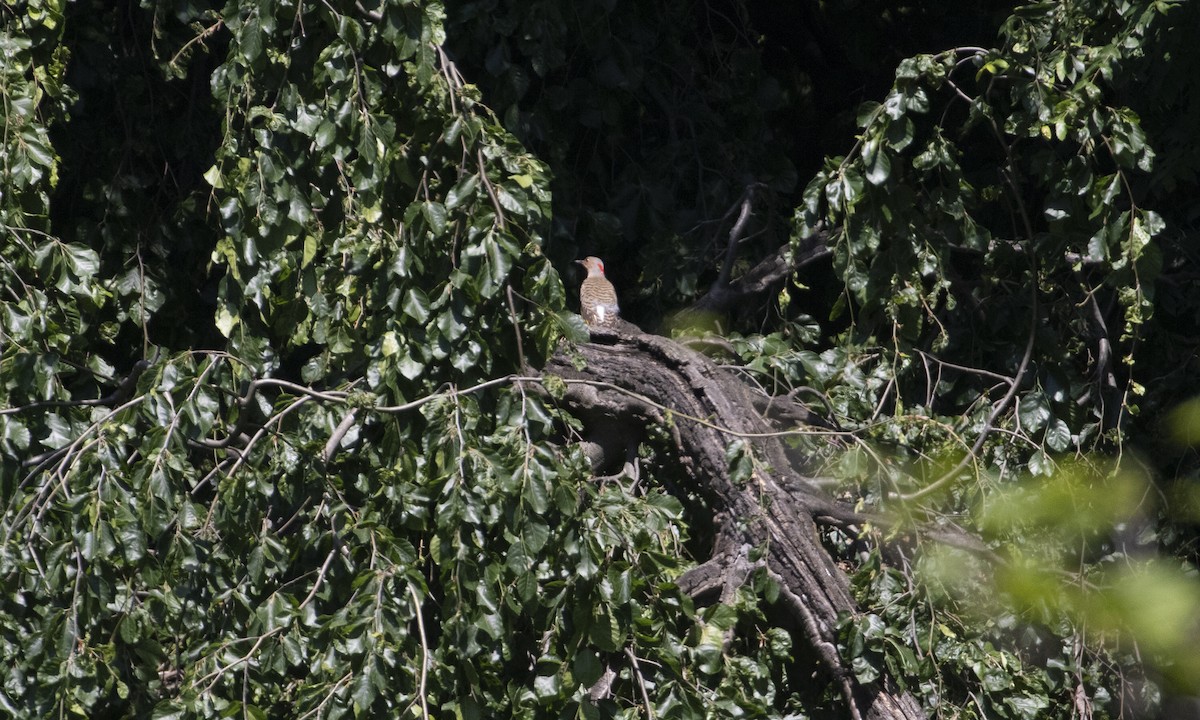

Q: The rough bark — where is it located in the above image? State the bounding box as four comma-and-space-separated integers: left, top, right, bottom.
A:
546, 328, 926, 720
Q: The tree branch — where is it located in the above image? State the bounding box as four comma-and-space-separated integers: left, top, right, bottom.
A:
690, 230, 832, 316
545, 330, 927, 720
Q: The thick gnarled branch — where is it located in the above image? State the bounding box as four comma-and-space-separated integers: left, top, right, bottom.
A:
545, 329, 926, 720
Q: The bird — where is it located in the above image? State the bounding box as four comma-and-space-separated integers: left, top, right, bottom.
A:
576, 256, 620, 328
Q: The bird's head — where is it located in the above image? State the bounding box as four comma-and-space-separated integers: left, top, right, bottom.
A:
575, 256, 607, 278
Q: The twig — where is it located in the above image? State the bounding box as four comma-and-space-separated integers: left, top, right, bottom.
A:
436, 45, 460, 114
900, 273, 1038, 502
1087, 292, 1116, 390
296, 672, 353, 720
476, 148, 506, 230
715, 186, 758, 291
199, 395, 313, 532
898, 64, 1042, 503
1, 360, 150, 416
624, 648, 655, 720
409, 584, 431, 720
298, 549, 338, 610
322, 409, 359, 462
507, 285, 527, 370
373, 375, 518, 413
912, 349, 1016, 385
353, 0, 383, 21
193, 378, 348, 449
169, 19, 225, 69
6, 396, 146, 543
193, 628, 284, 693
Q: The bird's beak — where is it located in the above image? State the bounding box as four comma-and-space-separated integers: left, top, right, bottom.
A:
574, 259, 584, 265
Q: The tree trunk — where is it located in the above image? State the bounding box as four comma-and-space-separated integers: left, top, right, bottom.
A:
545, 328, 926, 720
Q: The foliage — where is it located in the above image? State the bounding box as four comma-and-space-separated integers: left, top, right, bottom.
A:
3, 0, 597, 717
5, 0, 1200, 719
779, 0, 1200, 716
0, 0, 813, 717
797, 1, 1173, 456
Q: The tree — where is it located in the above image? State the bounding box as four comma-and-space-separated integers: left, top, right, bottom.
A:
3, 0, 1200, 718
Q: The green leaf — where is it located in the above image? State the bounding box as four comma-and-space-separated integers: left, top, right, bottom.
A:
1086, 228, 1108, 262
422, 201, 448, 235
446, 173, 479, 210
62, 243, 100, 281
435, 309, 467, 341
976, 57, 1010, 81
885, 116, 914, 151
150, 704, 186, 720
725, 440, 753, 484
215, 303, 239, 337
865, 148, 892, 185
532, 664, 561, 698
589, 607, 619, 651
398, 350, 424, 380
381, 331, 400, 356
523, 520, 549, 553
556, 311, 590, 343
573, 651, 603, 686
203, 164, 224, 188
516, 571, 539, 602
484, 233, 513, 289
842, 168, 864, 205
856, 100, 881, 128
1017, 392, 1051, 433
402, 287, 431, 322
1005, 694, 1050, 720
0, 416, 31, 451
1044, 418, 1072, 452
352, 664, 376, 713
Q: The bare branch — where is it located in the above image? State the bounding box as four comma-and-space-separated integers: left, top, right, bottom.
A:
409, 584, 432, 720
322, 409, 360, 463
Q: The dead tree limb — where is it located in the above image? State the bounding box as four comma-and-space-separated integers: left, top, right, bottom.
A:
690, 232, 832, 316
546, 329, 926, 720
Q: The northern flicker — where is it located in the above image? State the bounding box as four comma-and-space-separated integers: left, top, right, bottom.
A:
576, 256, 620, 327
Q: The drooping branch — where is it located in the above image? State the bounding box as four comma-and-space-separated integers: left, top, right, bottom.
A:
1, 359, 151, 418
